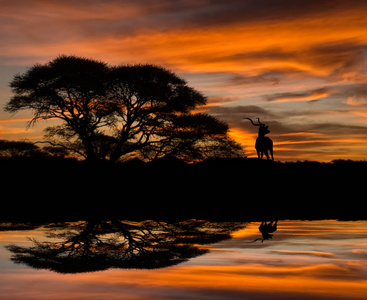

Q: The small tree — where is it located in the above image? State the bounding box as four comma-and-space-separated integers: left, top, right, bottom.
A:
6, 55, 243, 162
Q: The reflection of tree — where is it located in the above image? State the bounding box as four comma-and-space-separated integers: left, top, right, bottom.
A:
6, 220, 244, 273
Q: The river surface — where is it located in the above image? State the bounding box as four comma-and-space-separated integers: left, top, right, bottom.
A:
1, 220, 367, 299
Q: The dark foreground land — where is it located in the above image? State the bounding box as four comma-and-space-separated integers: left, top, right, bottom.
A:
1, 157, 366, 222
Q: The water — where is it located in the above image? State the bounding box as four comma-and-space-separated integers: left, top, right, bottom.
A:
1, 220, 367, 299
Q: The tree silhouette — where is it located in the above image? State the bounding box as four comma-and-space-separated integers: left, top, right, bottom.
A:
6, 56, 243, 162
6, 220, 244, 273
6, 56, 111, 161
0, 139, 70, 158
0, 140, 42, 157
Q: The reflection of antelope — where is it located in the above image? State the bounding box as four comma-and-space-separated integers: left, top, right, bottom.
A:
251, 221, 278, 243
245, 118, 273, 160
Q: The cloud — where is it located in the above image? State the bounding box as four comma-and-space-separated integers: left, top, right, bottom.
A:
206, 96, 239, 107
209, 105, 275, 118
208, 105, 279, 129
305, 40, 367, 77
0, 118, 33, 123
208, 105, 329, 129
266, 87, 337, 103
228, 71, 282, 86
3, 0, 367, 71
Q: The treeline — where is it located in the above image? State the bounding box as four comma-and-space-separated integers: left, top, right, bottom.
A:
0, 139, 71, 158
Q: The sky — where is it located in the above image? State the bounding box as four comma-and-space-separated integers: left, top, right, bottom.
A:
1, 0, 367, 161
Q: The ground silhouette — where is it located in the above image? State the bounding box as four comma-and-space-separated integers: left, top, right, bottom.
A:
1, 157, 365, 222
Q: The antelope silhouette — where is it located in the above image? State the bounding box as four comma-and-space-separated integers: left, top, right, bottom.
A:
245, 118, 273, 160
251, 221, 278, 243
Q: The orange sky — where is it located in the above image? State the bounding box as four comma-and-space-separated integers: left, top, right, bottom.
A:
1, 0, 367, 161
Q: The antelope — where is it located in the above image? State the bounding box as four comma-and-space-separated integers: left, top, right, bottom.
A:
245, 117, 273, 160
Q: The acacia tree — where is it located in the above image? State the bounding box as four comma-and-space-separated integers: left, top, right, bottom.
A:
6, 56, 112, 161
6, 55, 243, 162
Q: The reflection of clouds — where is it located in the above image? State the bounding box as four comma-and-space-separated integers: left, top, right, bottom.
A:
2, 262, 367, 300
270, 250, 338, 258
210, 221, 367, 271
352, 248, 367, 259
1, 220, 367, 299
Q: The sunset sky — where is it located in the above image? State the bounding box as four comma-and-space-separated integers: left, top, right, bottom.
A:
1, 0, 367, 161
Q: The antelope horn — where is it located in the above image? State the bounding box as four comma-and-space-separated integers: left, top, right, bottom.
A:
244, 118, 260, 126
257, 118, 265, 126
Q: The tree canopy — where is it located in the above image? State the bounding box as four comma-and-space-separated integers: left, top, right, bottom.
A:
6, 55, 243, 162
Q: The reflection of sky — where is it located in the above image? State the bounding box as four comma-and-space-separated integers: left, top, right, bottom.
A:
1, 220, 367, 299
